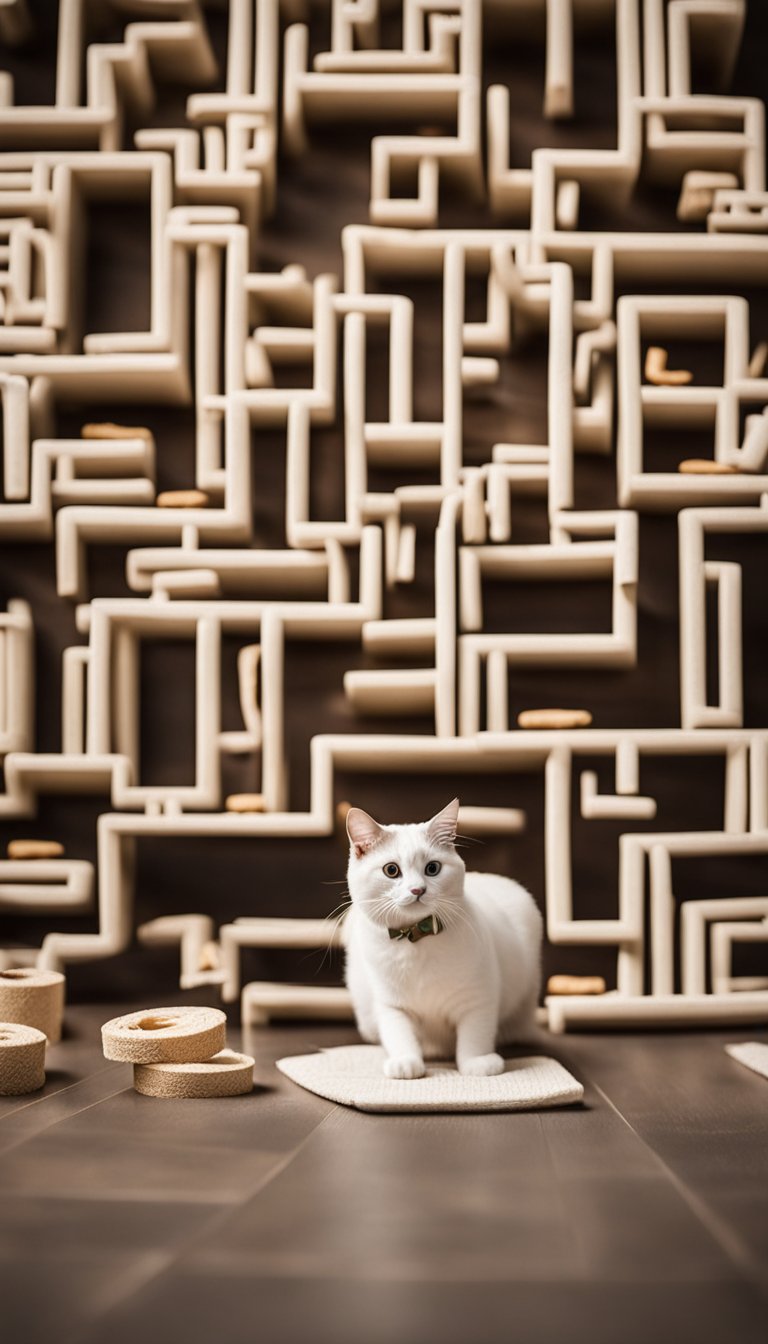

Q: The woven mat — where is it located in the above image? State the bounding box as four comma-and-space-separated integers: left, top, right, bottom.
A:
725, 1041, 768, 1081
276, 1045, 583, 1113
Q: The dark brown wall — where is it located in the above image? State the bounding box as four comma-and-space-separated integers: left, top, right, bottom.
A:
1, 3, 766, 1000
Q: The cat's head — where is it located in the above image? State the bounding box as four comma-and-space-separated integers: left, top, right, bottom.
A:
345, 798, 464, 930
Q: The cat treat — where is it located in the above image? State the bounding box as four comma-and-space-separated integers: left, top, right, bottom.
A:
81, 423, 153, 441
336, 800, 353, 827
678, 459, 739, 475
225, 793, 266, 813
547, 975, 607, 996
517, 708, 593, 730
643, 346, 693, 386
7, 840, 65, 860
155, 489, 210, 508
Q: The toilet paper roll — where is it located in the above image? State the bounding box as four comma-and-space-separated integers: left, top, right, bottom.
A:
101, 1005, 226, 1063
133, 1049, 254, 1099
0, 1022, 47, 1095
0, 968, 65, 1044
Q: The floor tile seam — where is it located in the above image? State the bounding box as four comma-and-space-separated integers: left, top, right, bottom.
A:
0, 1078, 133, 1157
0, 1062, 124, 1126
587, 1077, 768, 1299
77, 1103, 342, 1327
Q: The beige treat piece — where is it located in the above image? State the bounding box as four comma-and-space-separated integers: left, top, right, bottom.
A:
747, 341, 768, 379
644, 347, 693, 386
0, 1023, 47, 1096
101, 1006, 226, 1063
678, 459, 739, 475
225, 793, 266, 813
155, 490, 209, 509
7, 840, 65, 860
676, 171, 739, 223
197, 940, 221, 972
133, 1049, 254, 1099
0, 968, 65, 1043
518, 709, 593, 730
81, 422, 153, 441
547, 975, 607, 996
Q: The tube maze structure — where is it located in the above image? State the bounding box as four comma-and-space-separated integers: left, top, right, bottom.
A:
0, 0, 766, 1030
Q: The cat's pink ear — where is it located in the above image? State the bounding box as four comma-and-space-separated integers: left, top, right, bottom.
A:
346, 807, 385, 858
426, 798, 460, 847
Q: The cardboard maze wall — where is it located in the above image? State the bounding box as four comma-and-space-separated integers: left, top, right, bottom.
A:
0, 0, 766, 1029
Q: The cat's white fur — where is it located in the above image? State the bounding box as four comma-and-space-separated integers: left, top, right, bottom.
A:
343, 798, 543, 1079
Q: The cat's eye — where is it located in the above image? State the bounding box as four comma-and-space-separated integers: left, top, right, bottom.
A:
383, 862, 401, 879
425, 860, 442, 877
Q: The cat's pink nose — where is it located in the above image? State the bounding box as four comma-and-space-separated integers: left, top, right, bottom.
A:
410, 886, 425, 897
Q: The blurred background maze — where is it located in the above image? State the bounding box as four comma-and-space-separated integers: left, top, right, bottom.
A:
0, 0, 765, 1027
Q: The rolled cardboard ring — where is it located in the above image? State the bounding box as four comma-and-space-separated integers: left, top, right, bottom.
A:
101, 1005, 226, 1064
547, 975, 607, 996
7, 840, 65, 860
133, 1049, 255, 1099
0, 1022, 47, 1095
0, 968, 65, 1044
517, 709, 593, 730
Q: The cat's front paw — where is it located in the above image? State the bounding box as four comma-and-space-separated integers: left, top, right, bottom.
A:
459, 1053, 505, 1077
384, 1054, 426, 1080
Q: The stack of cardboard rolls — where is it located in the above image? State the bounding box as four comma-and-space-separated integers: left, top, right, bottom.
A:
101, 1005, 255, 1098
0, 967, 66, 1095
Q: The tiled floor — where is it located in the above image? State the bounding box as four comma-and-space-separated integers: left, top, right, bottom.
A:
1, 1004, 766, 1344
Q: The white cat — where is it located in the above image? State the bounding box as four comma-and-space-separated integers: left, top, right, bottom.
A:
343, 797, 543, 1079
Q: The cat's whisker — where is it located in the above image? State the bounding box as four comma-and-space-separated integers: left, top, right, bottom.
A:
311, 905, 350, 973
439, 901, 484, 952
377, 896, 410, 929
328, 904, 351, 933
300, 947, 326, 969
299, 896, 352, 975
324, 895, 352, 922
